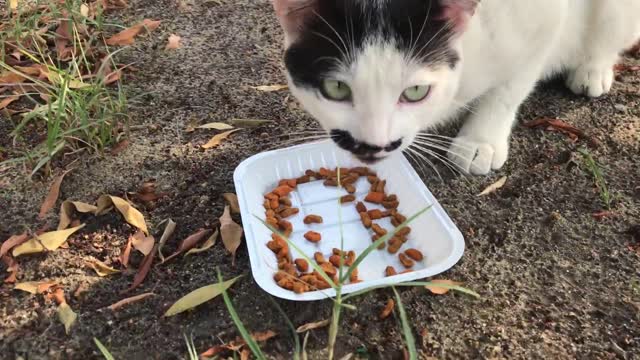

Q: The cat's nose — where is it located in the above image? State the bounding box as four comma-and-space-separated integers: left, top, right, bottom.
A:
330, 129, 402, 156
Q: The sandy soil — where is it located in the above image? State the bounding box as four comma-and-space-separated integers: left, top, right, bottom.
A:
1, 1, 639, 359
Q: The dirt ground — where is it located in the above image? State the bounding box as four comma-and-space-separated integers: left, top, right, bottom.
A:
1, 1, 639, 359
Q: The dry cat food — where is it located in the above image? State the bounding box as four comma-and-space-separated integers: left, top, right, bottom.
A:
262, 166, 424, 294
379, 298, 395, 320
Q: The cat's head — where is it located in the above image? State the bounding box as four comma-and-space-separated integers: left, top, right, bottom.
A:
272, 0, 477, 163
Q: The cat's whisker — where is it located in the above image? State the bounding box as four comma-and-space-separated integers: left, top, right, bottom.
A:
402, 148, 431, 180
411, 21, 453, 64
405, 147, 444, 182
413, 136, 476, 152
411, 142, 472, 178
412, 138, 475, 163
312, 11, 353, 63
310, 31, 350, 69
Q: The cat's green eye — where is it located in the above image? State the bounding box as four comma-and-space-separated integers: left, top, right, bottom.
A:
400, 85, 431, 103
321, 79, 352, 102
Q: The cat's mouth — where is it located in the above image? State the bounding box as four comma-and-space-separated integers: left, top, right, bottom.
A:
330, 129, 401, 163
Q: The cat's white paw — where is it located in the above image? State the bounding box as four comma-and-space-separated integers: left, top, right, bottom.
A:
566, 65, 614, 98
448, 135, 509, 175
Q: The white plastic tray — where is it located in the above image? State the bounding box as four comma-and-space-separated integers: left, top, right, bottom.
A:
233, 140, 464, 301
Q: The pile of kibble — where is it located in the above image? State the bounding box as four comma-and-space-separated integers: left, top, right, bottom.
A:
263, 167, 424, 294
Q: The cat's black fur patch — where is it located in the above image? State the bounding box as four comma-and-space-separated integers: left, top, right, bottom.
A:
284, 0, 459, 90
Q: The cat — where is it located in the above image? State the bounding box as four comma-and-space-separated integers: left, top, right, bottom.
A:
270, 0, 640, 175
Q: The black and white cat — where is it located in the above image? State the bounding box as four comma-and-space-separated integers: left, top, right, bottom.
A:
271, 0, 640, 175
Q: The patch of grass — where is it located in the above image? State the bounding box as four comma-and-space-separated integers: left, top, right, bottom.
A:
578, 148, 613, 210
1, 0, 128, 176
93, 338, 115, 360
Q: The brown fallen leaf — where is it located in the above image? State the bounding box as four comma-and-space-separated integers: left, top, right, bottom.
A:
202, 129, 241, 149
131, 229, 155, 256
1, 233, 29, 257
523, 118, 598, 147
110, 139, 130, 155
58, 200, 97, 230
86, 259, 121, 277
54, 290, 77, 334
132, 181, 167, 203
220, 205, 243, 265
120, 235, 133, 267
106, 19, 161, 46
162, 228, 212, 263
296, 319, 330, 333
3, 256, 19, 283
12, 225, 85, 256
157, 219, 176, 262
107, 292, 155, 310
0, 71, 25, 83
593, 211, 616, 220
165, 34, 182, 50
0, 95, 20, 110
250, 84, 288, 92
223, 193, 240, 214
14, 280, 58, 294
477, 176, 507, 196
164, 276, 241, 316
425, 279, 462, 295
127, 244, 157, 292
196, 122, 234, 130
185, 229, 218, 256
96, 195, 149, 235
39, 170, 71, 219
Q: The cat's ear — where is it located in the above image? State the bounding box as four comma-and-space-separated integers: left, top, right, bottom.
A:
271, 0, 318, 43
438, 0, 479, 32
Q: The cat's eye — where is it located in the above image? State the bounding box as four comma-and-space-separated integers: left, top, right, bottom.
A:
321, 79, 352, 102
400, 85, 431, 103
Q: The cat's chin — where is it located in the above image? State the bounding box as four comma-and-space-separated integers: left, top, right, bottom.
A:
355, 154, 388, 164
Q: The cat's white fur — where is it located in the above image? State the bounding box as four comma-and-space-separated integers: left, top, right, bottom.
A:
278, 0, 640, 175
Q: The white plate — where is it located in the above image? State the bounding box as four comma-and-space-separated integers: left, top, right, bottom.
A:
233, 140, 465, 301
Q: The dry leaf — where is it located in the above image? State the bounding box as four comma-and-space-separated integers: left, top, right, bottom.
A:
80, 4, 89, 16
9, 0, 18, 10
185, 229, 218, 256
240, 349, 250, 360
0, 71, 25, 83
39, 170, 71, 219
3, 256, 19, 284
523, 118, 598, 147
250, 84, 288, 92
0, 95, 20, 110
1, 233, 29, 257
12, 225, 85, 256
202, 129, 241, 149
157, 219, 176, 262
131, 229, 155, 256
296, 319, 330, 333
477, 176, 507, 196
107, 292, 155, 310
110, 139, 130, 155
58, 201, 97, 230
162, 228, 211, 263
127, 244, 157, 291
120, 235, 133, 267
165, 34, 182, 50
228, 118, 273, 127
132, 181, 167, 203
425, 279, 462, 295
58, 302, 77, 334
106, 19, 161, 46
223, 193, 240, 214
96, 195, 149, 235
220, 206, 243, 265
86, 259, 120, 277
14, 280, 58, 294
196, 122, 234, 130
164, 276, 241, 316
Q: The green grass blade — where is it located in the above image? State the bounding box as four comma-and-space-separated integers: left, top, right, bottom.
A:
343, 281, 480, 301
217, 269, 267, 360
267, 296, 301, 360
392, 287, 417, 360
341, 206, 433, 283
93, 338, 115, 360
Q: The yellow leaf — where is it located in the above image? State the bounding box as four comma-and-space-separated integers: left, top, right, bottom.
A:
219, 205, 243, 265
105, 19, 162, 46
9, 0, 18, 10
80, 4, 89, 17
46, 72, 92, 89
12, 225, 85, 256
96, 195, 149, 235
185, 229, 218, 256
250, 84, 288, 92
57, 302, 77, 334
39, 170, 71, 219
425, 279, 462, 295
222, 193, 240, 214
86, 259, 121, 277
477, 176, 507, 196
202, 129, 241, 149
196, 122, 234, 130
58, 200, 97, 230
157, 219, 176, 262
131, 229, 154, 255
164, 276, 241, 316
165, 34, 182, 50
14, 280, 58, 294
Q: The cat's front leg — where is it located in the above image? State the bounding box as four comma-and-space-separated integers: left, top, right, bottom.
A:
448, 75, 539, 175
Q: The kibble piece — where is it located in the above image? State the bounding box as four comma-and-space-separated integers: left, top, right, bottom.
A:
279, 207, 300, 218
365, 192, 385, 204
314, 252, 326, 264
381, 210, 393, 217
371, 223, 387, 236
269, 199, 279, 210
277, 246, 289, 260
263, 199, 270, 210
379, 299, 395, 320
368, 209, 383, 220
273, 185, 294, 197
340, 194, 356, 203
265, 209, 276, 217
332, 248, 345, 256
396, 226, 411, 237
265, 193, 279, 201
279, 197, 292, 206
344, 184, 356, 194
267, 240, 281, 252
375, 179, 386, 193
382, 200, 399, 209
385, 194, 397, 202
405, 248, 424, 261
387, 239, 401, 254
277, 278, 293, 290
355, 201, 367, 213
385, 266, 397, 277
323, 178, 338, 187
394, 213, 407, 223
304, 214, 323, 224
391, 217, 400, 227
318, 167, 332, 178
297, 175, 311, 184
274, 271, 287, 282
278, 219, 292, 232
345, 250, 356, 266
399, 269, 413, 274
359, 212, 372, 228
266, 217, 278, 227
293, 282, 305, 294
349, 267, 359, 282
320, 262, 337, 276
295, 258, 309, 272
329, 254, 342, 267
372, 234, 385, 250
367, 175, 379, 184
304, 231, 321, 243
350, 166, 370, 176
398, 253, 415, 268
